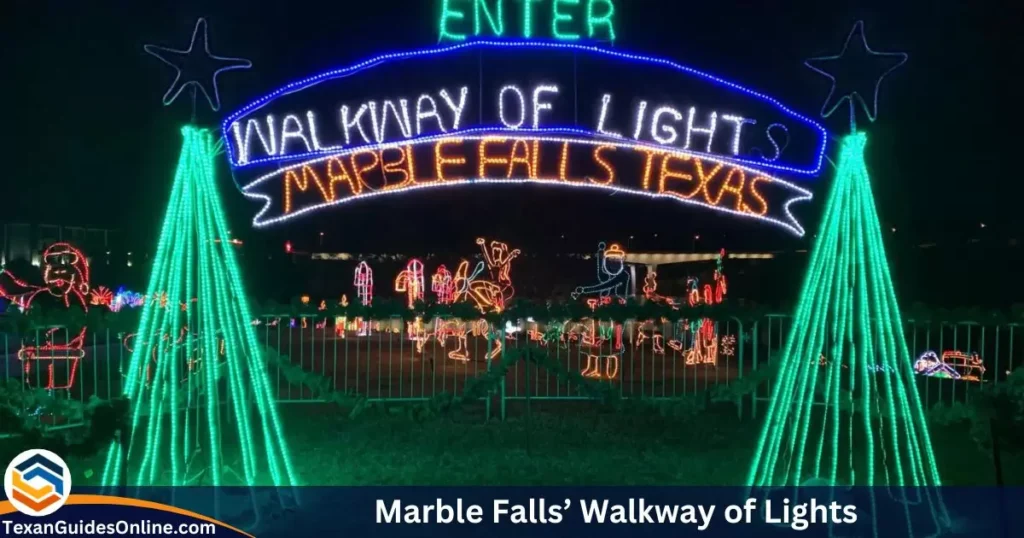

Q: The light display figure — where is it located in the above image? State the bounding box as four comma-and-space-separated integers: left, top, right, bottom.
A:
101, 126, 298, 496
578, 322, 624, 380
686, 277, 701, 307
684, 319, 719, 366
453, 259, 493, 313
432, 318, 471, 361
633, 250, 728, 364
416, 239, 520, 360
122, 326, 217, 387
914, 350, 986, 382
634, 319, 667, 355
1, 243, 92, 390
641, 270, 678, 308
335, 295, 350, 337
713, 249, 728, 303
353, 261, 374, 335
1, 243, 91, 311
477, 237, 521, 307
453, 238, 521, 314
559, 319, 623, 380
748, 23, 947, 534
571, 242, 630, 302
143, 18, 251, 112
720, 335, 737, 357
91, 286, 114, 307
431, 265, 456, 304
394, 258, 425, 308
353, 261, 374, 306
16, 328, 87, 391
110, 287, 146, 312
641, 272, 660, 301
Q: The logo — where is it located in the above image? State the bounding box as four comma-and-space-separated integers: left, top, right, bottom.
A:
4, 449, 72, 516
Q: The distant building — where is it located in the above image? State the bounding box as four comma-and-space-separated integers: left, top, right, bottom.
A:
1, 223, 117, 267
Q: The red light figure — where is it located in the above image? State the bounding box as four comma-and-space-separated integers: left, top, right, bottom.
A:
431, 265, 456, 305
1, 243, 92, 390
353, 261, 374, 306
394, 259, 425, 309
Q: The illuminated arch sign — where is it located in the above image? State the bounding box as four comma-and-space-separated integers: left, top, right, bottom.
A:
224, 41, 825, 236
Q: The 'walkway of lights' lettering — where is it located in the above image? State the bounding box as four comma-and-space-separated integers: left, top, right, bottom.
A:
222, 41, 827, 177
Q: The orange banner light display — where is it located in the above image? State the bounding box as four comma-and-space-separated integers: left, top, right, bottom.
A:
244, 137, 811, 236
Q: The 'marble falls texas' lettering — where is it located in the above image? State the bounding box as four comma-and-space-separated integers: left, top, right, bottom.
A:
241, 137, 812, 235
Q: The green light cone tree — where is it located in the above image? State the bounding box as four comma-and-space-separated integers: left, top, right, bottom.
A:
102, 126, 298, 490
746, 133, 948, 533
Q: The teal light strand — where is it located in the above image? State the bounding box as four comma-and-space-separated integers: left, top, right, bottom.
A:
745, 133, 947, 537
102, 127, 299, 498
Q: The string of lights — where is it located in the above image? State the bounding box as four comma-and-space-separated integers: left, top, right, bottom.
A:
100, 126, 299, 493
222, 40, 827, 176
245, 135, 812, 236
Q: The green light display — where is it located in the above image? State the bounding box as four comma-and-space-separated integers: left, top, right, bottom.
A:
439, 0, 616, 41
101, 127, 298, 491
746, 133, 948, 535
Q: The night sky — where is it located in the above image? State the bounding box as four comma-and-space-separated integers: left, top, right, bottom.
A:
3, 0, 1015, 258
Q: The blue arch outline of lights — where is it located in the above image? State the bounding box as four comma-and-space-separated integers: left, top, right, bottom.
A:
221, 40, 829, 176
239, 133, 814, 236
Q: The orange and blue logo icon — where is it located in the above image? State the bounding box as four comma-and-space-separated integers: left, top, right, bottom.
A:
4, 449, 72, 516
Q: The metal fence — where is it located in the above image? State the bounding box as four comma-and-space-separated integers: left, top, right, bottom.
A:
3, 315, 1022, 421
749, 316, 1023, 416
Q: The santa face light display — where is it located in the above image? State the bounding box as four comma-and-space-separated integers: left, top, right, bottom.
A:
42, 243, 91, 300
0, 243, 94, 390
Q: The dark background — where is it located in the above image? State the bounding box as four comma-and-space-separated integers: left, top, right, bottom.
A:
2, 0, 1018, 306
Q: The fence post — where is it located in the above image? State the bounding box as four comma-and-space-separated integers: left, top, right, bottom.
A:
733, 317, 744, 421
524, 345, 531, 455
485, 331, 492, 423
499, 329, 507, 422
750, 320, 759, 420
118, 421, 129, 496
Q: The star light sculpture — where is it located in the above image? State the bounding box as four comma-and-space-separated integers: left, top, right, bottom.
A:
805, 21, 907, 129
144, 18, 252, 112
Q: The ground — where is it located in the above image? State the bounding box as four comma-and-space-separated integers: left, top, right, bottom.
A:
34, 401, 1021, 487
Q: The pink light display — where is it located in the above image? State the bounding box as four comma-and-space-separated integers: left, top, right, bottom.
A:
394, 258, 426, 308
431, 265, 456, 304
